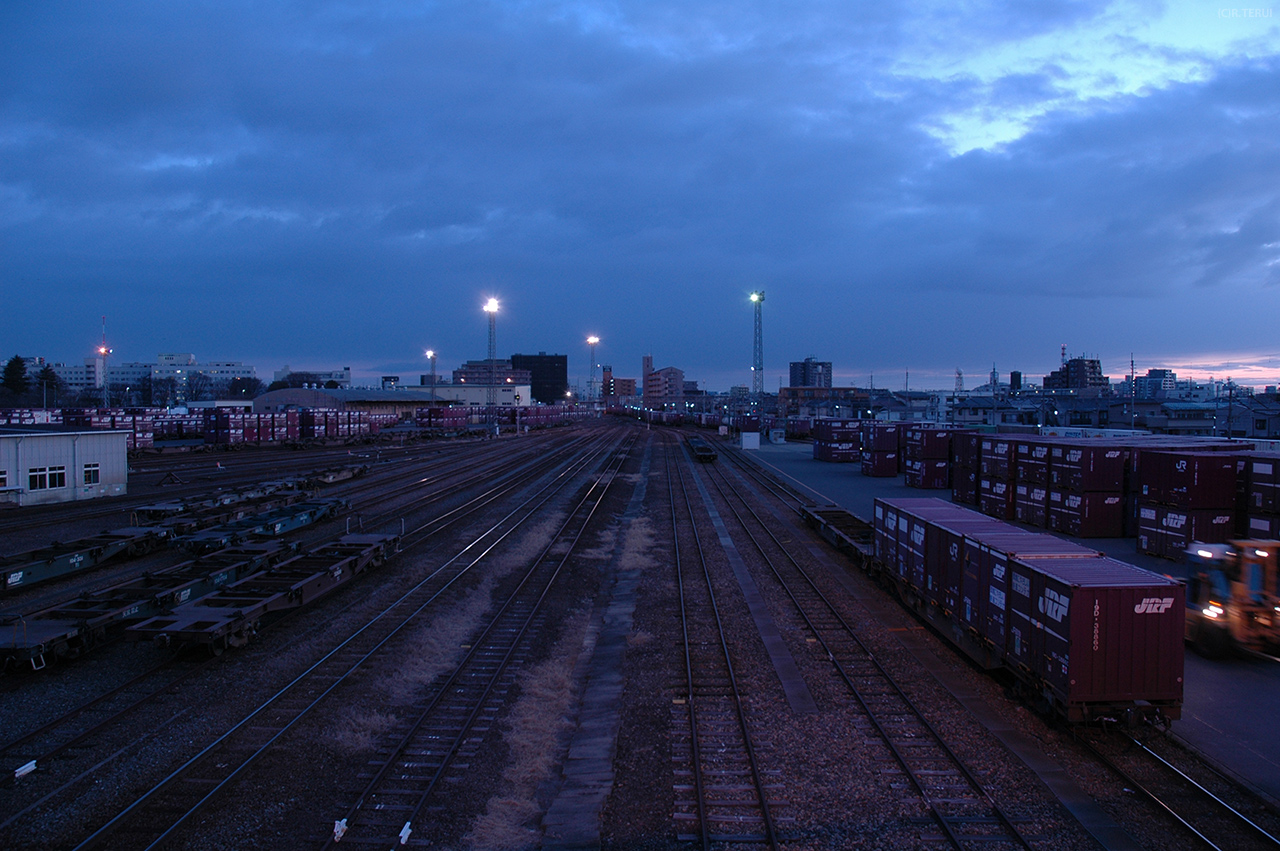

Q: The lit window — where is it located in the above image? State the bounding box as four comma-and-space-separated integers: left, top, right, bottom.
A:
84, 463, 100, 485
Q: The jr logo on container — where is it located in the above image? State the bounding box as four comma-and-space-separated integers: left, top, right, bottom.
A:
1038, 588, 1068, 622
1134, 597, 1175, 614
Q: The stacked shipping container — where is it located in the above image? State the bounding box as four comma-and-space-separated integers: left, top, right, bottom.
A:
977, 436, 1016, 520
904, 426, 962, 489
1241, 453, 1280, 538
951, 433, 981, 505
1047, 442, 1126, 538
812, 418, 860, 463
1136, 451, 1238, 559
860, 422, 901, 476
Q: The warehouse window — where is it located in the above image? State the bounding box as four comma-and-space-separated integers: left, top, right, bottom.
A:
84, 463, 100, 485
0, 471, 6, 487
28, 466, 66, 490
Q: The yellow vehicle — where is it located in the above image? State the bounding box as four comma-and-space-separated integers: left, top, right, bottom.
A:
1184, 541, 1280, 657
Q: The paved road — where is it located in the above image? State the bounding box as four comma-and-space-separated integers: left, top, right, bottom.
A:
746, 438, 1280, 805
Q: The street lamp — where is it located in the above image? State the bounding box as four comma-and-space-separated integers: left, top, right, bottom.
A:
483, 298, 499, 433
425, 349, 437, 404
586, 335, 600, 405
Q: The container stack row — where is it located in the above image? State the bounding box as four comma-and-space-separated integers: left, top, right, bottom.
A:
812, 418, 860, 463
860, 422, 902, 476
976, 436, 1016, 520
904, 426, 963, 489
1135, 451, 1238, 558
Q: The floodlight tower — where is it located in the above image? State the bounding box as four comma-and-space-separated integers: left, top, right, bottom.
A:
749, 292, 764, 400
97, 315, 113, 407
484, 299, 499, 430
586, 336, 600, 403
425, 350, 437, 404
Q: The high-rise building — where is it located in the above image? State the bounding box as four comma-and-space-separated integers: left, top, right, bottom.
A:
1044, 357, 1109, 391
601, 366, 637, 400
789, 357, 832, 388
509, 353, 568, 404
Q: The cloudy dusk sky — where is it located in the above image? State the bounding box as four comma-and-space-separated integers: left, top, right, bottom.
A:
3, 1, 1279, 391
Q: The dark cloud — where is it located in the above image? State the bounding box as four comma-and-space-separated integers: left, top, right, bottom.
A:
1, 1, 1278, 389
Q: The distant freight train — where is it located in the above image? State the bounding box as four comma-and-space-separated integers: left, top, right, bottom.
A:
686, 436, 718, 463
804, 497, 1184, 724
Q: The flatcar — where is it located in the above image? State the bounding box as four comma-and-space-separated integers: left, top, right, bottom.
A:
687, 437, 718, 463
804, 497, 1184, 725
1184, 541, 1280, 657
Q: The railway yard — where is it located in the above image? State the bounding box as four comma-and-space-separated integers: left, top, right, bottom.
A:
2, 421, 1280, 849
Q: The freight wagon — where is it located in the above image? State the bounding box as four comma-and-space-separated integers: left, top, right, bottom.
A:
686, 436, 718, 463
803, 497, 1184, 724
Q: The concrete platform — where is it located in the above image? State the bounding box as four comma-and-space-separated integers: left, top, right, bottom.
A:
744, 439, 1280, 806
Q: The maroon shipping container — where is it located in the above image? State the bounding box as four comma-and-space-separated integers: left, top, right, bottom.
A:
1049, 443, 1125, 492
1047, 490, 1124, 538
953, 433, 982, 469
813, 418, 861, 442
978, 477, 1015, 520
1247, 514, 1280, 538
1139, 451, 1238, 508
979, 438, 1014, 479
905, 427, 958, 460
861, 451, 899, 477
1013, 556, 1183, 721
1138, 502, 1234, 559
860, 422, 902, 453
961, 532, 1099, 651
952, 468, 978, 505
905, 459, 950, 489
1014, 483, 1048, 527
813, 441, 859, 463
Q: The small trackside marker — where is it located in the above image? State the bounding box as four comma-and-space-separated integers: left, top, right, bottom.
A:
15, 760, 35, 780
399, 822, 412, 845
332, 819, 347, 841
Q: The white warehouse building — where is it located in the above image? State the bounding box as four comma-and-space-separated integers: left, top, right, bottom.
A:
0, 430, 129, 506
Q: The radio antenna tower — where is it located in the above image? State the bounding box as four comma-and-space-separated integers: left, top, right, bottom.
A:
955, 368, 964, 393
749, 291, 764, 400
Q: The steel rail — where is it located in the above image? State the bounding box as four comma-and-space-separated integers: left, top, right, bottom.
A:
323, 430, 639, 848
702, 455, 1032, 850
1073, 729, 1280, 851
15, 433, 614, 851
670, 436, 780, 849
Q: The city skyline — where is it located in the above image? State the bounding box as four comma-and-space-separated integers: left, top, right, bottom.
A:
3, 3, 1279, 390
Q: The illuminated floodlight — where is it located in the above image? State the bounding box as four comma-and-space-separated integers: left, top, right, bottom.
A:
483, 298, 499, 313
587, 335, 599, 345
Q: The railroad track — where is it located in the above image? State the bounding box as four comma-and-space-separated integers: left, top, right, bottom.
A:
704, 442, 1035, 849
0, 432, 587, 655
321, 430, 639, 848
0, 434, 615, 814
721, 438, 1280, 849
666, 438, 784, 848
4, 428, 625, 850
1074, 727, 1280, 851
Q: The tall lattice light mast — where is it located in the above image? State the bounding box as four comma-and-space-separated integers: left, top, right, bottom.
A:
586, 335, 600, 404
97, 315, 113, 407
484, 298, 499, 431
750, 291, 764, 400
